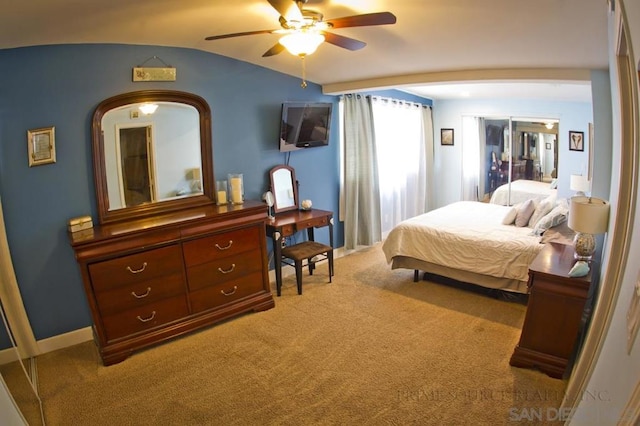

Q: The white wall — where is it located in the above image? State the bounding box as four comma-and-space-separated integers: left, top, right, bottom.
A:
570, 0, 640, 424
432, 98, 593, 207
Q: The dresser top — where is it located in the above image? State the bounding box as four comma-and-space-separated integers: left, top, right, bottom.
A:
69, 201, 267, 247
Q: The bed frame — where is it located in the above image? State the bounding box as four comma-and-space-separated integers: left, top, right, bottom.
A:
391, 255, 529, 294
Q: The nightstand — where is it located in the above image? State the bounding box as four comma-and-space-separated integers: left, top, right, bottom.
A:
509, 242, 594, 379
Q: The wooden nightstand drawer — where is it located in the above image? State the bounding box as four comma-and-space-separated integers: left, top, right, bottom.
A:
95, 272, 186, 316
89, 245, 183, 291
186, 249, 263, 291
102, 295, 189, 342
183, 225, 260, 267
294, 215, 329, 231
189, 271, 265, 313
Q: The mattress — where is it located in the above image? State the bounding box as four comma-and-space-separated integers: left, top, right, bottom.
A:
490, 179, 556, 206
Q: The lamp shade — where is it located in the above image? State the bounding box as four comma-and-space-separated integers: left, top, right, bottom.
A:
568, 196, 610, 234
570, 174, 590, 193
279, 31, 325, 56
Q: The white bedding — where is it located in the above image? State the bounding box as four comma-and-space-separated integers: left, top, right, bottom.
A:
490, 179, 556, 206
381, 201, 544, 284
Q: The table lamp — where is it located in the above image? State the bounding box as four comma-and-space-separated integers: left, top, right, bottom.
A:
568, 196, 610, 260
570, 174, 590, 196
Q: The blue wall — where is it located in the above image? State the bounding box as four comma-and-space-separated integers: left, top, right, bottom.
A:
0, 44, 428, 342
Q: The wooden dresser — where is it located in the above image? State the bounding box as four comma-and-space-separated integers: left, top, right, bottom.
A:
69, 201, 274, 365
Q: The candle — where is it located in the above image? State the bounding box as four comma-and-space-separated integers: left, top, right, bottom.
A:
216, 180, 228, 204
228, 174, 244, 205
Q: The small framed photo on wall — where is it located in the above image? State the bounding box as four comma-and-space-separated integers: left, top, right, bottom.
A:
569, 130, 584, 152
441, 128, 454, 146
27, 126, 56, 167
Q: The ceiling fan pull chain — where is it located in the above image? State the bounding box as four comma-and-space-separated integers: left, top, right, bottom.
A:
300, 54, 308, 88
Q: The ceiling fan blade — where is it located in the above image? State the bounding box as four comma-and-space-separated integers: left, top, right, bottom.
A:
262, 43, 286, 57
267, 0, 303, 23
322, 32, 366, 51
327, 12, 397, 29
205, 29, 277, 41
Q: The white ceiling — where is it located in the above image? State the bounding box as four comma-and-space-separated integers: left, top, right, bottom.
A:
0, 0, 608, 101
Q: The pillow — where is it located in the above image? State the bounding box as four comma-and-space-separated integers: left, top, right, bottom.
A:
528, 194, 556, 228
550, 178, 558, 189
502, 204, 520, 225
531, 199, 570, 236
515, 199, 536, 227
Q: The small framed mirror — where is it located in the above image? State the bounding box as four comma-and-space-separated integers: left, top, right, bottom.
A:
269, 165, 298, 213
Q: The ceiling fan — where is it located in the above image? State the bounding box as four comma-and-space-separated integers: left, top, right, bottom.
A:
204, 0, 396, 58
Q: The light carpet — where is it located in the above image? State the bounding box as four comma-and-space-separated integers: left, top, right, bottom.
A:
3, 245, 567, 425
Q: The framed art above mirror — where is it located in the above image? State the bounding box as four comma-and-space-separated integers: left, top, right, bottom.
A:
92, 90, 214, 224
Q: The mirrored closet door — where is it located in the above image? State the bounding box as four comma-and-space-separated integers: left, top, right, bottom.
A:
0, 290, 45, 425
464, 116, 559, 205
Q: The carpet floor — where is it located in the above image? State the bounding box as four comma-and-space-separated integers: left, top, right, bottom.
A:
2, 245, 567, 425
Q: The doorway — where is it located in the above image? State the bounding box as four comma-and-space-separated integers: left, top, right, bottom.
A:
118, 125, 156, 207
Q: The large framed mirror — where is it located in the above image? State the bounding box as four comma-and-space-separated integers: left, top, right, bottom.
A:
269, 165, 298, 213
92, 90, 214, 224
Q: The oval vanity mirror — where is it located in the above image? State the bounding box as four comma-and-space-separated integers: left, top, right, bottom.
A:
269, 165, 298, 214
92, 90, 214, 224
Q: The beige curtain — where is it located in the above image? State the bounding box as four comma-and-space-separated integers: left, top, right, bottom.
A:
342, 94, 382, 250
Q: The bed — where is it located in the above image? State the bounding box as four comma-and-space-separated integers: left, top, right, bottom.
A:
382, 200, 570, 294
490, 179, 557, 206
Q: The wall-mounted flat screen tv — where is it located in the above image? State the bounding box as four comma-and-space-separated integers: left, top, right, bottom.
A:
279, 102, 332, 152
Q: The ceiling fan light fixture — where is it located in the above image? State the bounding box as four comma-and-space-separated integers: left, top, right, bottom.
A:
279, 31, 325, 56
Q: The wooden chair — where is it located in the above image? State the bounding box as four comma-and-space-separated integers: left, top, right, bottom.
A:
280, 241, 334, 295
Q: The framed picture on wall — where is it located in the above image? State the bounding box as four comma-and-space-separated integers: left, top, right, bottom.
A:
441, 128, 454, 146
27, 126, 56, 167
569, 130, 584, 152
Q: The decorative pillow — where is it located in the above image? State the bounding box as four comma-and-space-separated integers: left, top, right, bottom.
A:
502, 204, 520, 225
515, 199, 536, 227
528, 194, 556, 228
531, 199, 570, 236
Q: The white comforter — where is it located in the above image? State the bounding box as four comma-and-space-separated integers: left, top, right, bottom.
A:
382, 201, 544, 283
490, 179, 556, 205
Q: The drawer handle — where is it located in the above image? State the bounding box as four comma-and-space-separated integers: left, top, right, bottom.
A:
136, 311, 156, 323
215, 240, 233, 250
220, 286, 238, 296
126, 262, 148, 274
217, 264, 236, 274
131, 287, 151, 299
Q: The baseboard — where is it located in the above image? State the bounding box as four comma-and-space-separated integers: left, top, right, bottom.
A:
36, 327, 94, 355
1, 246, 351, 364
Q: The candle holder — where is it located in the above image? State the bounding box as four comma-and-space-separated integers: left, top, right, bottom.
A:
216, 180, 228, 205
228, 173, 244, 205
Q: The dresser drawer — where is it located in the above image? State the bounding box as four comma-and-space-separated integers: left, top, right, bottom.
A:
102, 295, 189, 342
294, 215, 329, 231
89, 245, 183, 292
183, 225, 260, 267
95, 272, 186, 316
186, 249, 263, 291
190, 271, 265, 313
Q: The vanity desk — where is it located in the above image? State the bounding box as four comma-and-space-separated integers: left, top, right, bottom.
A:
70, 201, 274, 365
